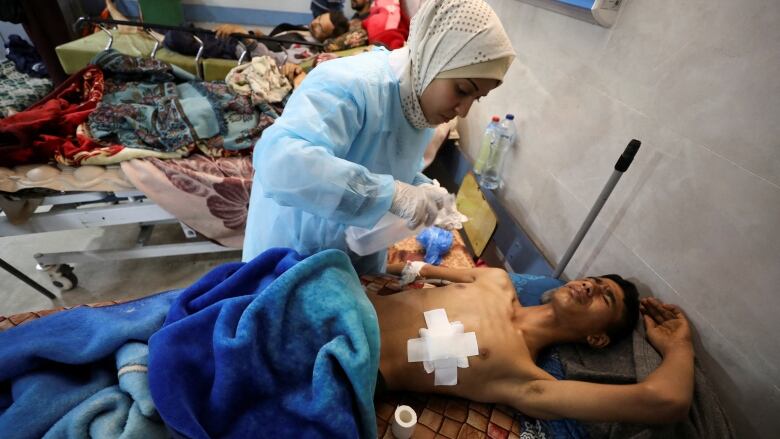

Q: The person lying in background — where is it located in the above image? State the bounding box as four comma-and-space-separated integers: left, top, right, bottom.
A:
308, 9, 351, 42
371, 262, 695, 424
211, 9, 350, 57
164, 10, 350, 67
351, 0, 372, 21
361, 0, 410, 50
324, 0, 411, 52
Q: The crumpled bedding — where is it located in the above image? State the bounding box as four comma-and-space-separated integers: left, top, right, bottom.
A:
86, 51, 276, 159
0, 59, 52, 118
0, 64, 104, 167
0, 289, 178, 438
0, 248, 381, 439
226, 56, 292, 105
121, 155, 253, 248
149, 247, 380, 438
0, 51, 286, 167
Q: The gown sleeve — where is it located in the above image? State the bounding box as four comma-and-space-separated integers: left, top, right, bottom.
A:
253, 70, 396, 229
411, 164, 433, 186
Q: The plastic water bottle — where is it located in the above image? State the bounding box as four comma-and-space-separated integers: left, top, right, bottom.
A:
473, 115, 501, 176
480, 114, 516, 190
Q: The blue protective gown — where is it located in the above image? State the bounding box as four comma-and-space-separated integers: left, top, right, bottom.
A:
243, 48, 434, 274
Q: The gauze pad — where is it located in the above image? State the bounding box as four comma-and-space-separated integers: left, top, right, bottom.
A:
400, 261, 426, 286
407, 308, 479, 386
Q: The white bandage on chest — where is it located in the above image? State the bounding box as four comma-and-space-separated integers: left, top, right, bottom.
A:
407, 308, 479, 386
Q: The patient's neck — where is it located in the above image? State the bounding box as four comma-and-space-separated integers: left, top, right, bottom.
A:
514, 304, 584, 358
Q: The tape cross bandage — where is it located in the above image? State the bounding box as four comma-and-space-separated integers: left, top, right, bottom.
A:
407, 308, 479, 386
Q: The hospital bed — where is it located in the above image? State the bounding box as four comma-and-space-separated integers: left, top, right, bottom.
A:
56, 17, 324, 81
0, 138, 734, 438
2, 10, 731, 436
0, 16, 379, 295
0, 168, 235, 292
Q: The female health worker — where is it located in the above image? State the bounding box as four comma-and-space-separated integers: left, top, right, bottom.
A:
243, 0, 516, 274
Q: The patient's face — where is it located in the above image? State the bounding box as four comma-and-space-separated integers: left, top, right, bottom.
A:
420, 77, 500, 125
310, 13, 335, 41
550, 277, 625, 334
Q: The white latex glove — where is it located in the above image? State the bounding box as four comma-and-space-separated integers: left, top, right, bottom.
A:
434, 193, 469, 230
389, 181, 446, 229
417, 180, 468, 230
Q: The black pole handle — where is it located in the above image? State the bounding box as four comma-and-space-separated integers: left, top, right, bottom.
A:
614, 139, 641, 172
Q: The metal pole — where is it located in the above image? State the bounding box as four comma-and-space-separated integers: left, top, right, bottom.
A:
553, 139, 641, 278
0, 257, 57, 299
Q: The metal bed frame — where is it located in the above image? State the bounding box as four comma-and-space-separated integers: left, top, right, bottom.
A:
1, 16, 319, 296
0, 139, 641, 298
75, 16, 323, 80
0, 191, 237, 296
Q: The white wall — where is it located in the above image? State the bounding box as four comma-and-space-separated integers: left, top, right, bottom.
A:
460, 1, 780, 437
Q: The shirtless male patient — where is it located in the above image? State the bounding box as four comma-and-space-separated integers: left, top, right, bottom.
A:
370, 263, 695, 424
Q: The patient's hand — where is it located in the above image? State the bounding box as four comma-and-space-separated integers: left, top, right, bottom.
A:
281, 63, 306, 87
282, 63, 301, 79
215, 24, 248, 39
640, 297, 693, 357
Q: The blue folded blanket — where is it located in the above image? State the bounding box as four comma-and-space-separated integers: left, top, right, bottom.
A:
0, 290, 178, 439
148, 248, 381, 439
1, 248, 380, 439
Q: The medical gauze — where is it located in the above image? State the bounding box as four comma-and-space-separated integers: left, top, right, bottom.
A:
406, 308, 479, 385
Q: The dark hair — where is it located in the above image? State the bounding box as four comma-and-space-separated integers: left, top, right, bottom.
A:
600, 274, 640, 345
329, 10, 350, 38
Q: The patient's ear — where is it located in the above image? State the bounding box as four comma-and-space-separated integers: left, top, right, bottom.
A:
586, 333, 610, 349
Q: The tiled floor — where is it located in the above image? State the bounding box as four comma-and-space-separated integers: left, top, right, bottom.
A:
0, 223, 240, 316
375, 392, 524, 439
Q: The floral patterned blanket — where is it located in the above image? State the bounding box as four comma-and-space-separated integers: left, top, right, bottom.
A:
0, 59, 52, 118
0, 51, 284, 167
121, 153, 482, 253
78, 51, 283, 166
121, 155, 252, 248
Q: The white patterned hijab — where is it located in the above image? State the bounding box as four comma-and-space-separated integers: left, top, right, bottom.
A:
398, 0, 516, 129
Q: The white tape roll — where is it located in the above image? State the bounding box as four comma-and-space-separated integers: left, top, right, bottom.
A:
391, 405, 417, 439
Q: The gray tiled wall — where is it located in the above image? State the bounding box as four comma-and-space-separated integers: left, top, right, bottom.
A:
460, 1, 780, 437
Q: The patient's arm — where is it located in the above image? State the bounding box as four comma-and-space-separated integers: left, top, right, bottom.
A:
386, 262, 504, 285
215, 24, 248, 39
510, 298, 695, 424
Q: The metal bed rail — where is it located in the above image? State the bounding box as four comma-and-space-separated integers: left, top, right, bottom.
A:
0, 191, 237, 295
76, 16, 323, 80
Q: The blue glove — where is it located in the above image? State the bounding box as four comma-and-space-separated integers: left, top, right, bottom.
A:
416, 226, 454, 265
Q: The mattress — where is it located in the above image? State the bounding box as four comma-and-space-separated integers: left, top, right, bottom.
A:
0, 163, 134, 193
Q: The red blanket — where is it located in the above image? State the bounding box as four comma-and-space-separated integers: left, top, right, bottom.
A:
0, 66, 108, 166
362, 0, 410, 50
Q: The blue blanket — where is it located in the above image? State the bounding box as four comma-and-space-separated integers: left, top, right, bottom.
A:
0, 290, 178, 439
148, 248, 381, 439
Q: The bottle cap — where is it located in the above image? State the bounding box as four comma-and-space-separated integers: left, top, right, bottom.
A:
505, 114, 515, 120
491, 116, 500, 122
